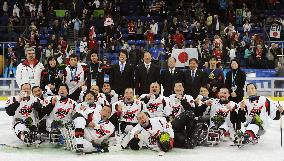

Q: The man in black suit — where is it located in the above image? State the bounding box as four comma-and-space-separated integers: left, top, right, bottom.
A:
160, 57, 184, 96
135, 52, 160, 96
110, 50, 134, 96
184, 58, 208, 99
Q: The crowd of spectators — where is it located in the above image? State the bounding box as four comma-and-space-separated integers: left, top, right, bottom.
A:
1, 0, 284, 78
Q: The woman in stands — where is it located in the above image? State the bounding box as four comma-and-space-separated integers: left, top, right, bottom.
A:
225, 59, 246, 103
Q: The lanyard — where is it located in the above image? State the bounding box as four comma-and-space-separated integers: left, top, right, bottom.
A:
70, 67, 77, 81
231, 70, 238, 86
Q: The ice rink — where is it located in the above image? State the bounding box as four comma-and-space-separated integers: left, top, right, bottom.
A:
0, 107, 284, 161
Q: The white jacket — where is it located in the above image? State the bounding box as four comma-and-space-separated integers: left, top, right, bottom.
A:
16, 60, 44, 87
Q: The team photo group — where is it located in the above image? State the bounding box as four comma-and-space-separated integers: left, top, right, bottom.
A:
4, 46, 284, 155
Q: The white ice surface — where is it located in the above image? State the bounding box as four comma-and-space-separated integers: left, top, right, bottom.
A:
0, 111, 284, 161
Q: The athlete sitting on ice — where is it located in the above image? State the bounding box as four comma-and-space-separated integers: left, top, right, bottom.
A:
72, 90, 104, 152
5, 83, 43, 145
208, 88, 238, 143
126, 112, 174, 154
140, 82, 171, 118
235, 83, 283, 146
82, 105, 115, 153
42, 84, 77, 144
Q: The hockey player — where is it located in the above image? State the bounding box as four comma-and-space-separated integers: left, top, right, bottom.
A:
111, 88, 145, 135
42, 84, 77, 140
72, 90, 104, 152
126, 112, 174, 154
5, 83, 42, 144
140, 82, 171, 118
167, 82, 196, 119
82, 105, 115, 153
168, 82, 207, 149
235, 83, 283, 145
102, 82, 119, 105
79, 84, 108, 105
208, 88, 238, 142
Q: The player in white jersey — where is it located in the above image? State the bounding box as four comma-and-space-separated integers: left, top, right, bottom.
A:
72, 90, 104, 152
208, 88, 238, 142
5, 83, 42, 144
126, 112, 174, 153
112, 88, 145, 134
42, 84, 77, 133
167, 82, 196, 120
139, 82, 171, 118
78, 84, 108, 105
235, 83, 283, 145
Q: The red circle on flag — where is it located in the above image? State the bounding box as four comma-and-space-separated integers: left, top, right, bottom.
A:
273, 32, 278, 37
178, 52, 189, 63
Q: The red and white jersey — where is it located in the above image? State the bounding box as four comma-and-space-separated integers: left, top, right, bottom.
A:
139, 94, 170, 118
88, 112, 115, 145
75, 101, 103, 120
6, 96, 39, 125
210, 100, 238, 128
240, 96, 278, 130
112, 99, 145, 123
167, 94, 195, 118
129, 117, 174, 149
44, 96, 77, 130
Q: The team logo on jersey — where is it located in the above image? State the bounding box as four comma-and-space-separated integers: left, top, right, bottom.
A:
19, 105, 33, 117
148, 130, 160, 145
147, 103, 162, 113
95, 125, 111, 138
55, 108, 72, 119
123, 109, 139, 121
172, 105, 181, 117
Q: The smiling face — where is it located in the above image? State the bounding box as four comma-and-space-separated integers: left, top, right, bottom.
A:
124, 88, 134, 102
102, 83, 111, 93
174, 83, 184, 95
32, 86, 42, 98
137, 112, 149, 128
231, 61, 239, 70
90, 85, 100, 95
218, 88, 230, 101
119, 52, 127, 63
150, 82, 160, 95
143, 52, 152, 64
48, 58, 57, 68
199, 87, 209, 97
246, 84, 257, 96
58, 86, 68, 97
84, 93, 95, 104
100, 106, 112, 120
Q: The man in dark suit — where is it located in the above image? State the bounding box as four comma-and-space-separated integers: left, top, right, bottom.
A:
110, 50, 134, 96
135, 52, 160, 96
184, 58, 208, 99
160, 57, 184, 96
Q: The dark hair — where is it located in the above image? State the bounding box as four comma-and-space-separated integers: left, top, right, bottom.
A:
168, 57, 176, 62
21, 83, 31, 90
246, 83, 257, 91
58, 84, 69, 94
189, 58, 199, 64
32, 86, 41, 92
69, 53, 78, 59
230, 59, 241, 70
83, 90, 96, 101
209, 55, 218, 61
200, 85, 209, 91
47, 56, 58, 68
103, 105, 112, 112
174, 81, 184, 87
119, 49, 128, 57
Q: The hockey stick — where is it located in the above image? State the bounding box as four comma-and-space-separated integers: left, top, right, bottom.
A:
278, 101, 282, 147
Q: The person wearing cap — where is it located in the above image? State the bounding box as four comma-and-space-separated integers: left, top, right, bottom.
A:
16, 47, 44, 87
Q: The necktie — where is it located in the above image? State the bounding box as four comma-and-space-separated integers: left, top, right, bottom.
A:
120, 64, 124, 73
171, 69, 174, 75
146, 65, 150, 73
192, 70, 195, 80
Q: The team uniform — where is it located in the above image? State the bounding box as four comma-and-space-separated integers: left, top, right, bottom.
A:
128, 117, 174, 151
209, 100, 238, 138
104, 90, 119, 105
5, 96, 42, 143
140, 94, 171, 118
112, 99, 145, 133
42, 96, 77, 132
167, 94, 196, 119
237, 96, 279, 141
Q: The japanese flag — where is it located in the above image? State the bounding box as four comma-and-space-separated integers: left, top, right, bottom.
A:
171, 48, 198, 67
270, 24, 281, 38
